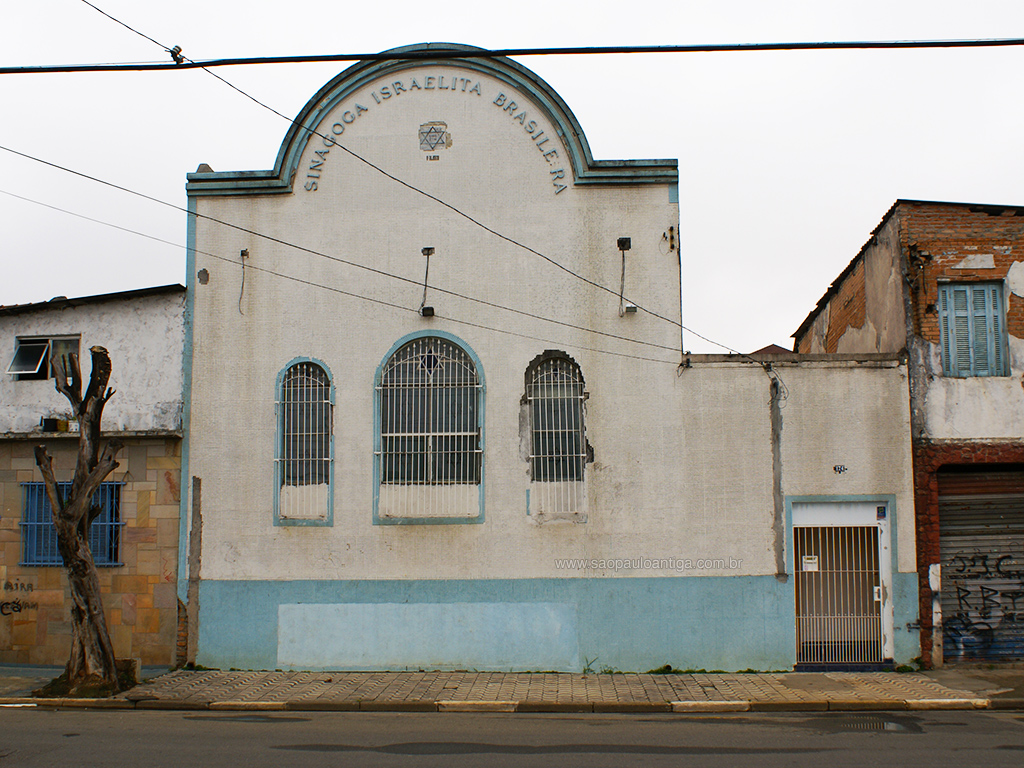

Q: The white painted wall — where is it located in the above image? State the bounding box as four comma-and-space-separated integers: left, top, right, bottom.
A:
0, 289, 185, 433
186, 60, 915, 587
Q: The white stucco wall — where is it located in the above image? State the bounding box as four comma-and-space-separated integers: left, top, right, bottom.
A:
777, 360, 915, 573
0, 289, 185, 433
186, 60, 914, 586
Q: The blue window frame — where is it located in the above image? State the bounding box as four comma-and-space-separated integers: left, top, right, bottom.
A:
20, 482, 123, 566
938, 283, 1007, 377
274, 358, 334, 526
373, 331, 486, 525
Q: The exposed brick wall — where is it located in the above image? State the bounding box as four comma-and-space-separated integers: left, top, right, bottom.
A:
912, 440, 1024, 667
0, 437, 181, 666
823, 260, 867, 352
898, 202, 1024, 344
176, 598, 188, 667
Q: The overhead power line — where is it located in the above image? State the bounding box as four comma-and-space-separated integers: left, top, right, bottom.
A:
0, 188, 681, 367
0, 151, 677, 355
70, 0, 684, 331
3, 37, 1024, 74
7, 2, 770, 364
67, 1, 687, 330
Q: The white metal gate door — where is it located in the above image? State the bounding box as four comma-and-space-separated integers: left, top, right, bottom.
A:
795, 525, 883, 665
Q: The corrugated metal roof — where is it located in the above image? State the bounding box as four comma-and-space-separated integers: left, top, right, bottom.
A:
0, 284, 185, 318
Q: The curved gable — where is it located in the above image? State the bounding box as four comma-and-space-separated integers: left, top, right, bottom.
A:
187, 43, 677, 197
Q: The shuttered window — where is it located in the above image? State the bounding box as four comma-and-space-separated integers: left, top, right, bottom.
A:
938, 283, 1007, 377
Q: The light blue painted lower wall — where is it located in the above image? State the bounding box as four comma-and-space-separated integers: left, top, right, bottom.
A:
197, 575, 921, 672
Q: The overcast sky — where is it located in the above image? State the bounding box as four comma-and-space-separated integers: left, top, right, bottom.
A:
3, 1, 1024, 353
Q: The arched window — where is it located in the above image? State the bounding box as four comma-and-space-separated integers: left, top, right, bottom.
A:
527, 356, 586, 483
275, 360, 333, 524
379, 337, 480, 485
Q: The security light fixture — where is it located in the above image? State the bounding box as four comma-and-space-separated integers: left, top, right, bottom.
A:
420, 247, 435, 317
617, 237, 633, 316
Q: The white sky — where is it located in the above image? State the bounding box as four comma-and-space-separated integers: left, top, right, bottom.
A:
2, 0, 1023, 352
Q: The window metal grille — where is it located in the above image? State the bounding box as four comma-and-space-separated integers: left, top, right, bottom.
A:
276, 362, 333, 521
378, 337, 481, 485
278, 362, 332, 486
939, 283, 1006, 377
20, 482, 123, 566
795, 525, 882, 665
528, 358, 586, 482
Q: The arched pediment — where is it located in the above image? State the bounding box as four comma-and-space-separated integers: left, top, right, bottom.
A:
187, 43, 676, 197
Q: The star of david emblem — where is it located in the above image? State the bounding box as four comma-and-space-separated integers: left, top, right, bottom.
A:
418, 349, 440, 375
419, 122, 450, 151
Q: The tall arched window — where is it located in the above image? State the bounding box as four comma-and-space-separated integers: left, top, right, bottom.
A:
275, 359, 333, 524
380, 337, 480, 484
526, 354, 587, 518
376, 335, 483, 522
527, 356, 586, 482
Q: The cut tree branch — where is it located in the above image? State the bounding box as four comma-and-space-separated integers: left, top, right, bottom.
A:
33, 445, 65, 515
51, 351, 83, 413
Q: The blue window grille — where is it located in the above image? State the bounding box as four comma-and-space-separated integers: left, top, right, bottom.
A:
20, 482, 124, 567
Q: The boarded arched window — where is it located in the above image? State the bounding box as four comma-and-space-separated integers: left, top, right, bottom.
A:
275, 360, 333, 523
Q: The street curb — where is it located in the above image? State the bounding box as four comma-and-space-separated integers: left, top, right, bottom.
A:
749, 701, 829, 712
905, 699, 989, 710
986, 699, 1024, 710
827, 700, 908, 711
136, 699, 211, 710
209, 701, 286, 711
671, 701, 750, 712
516, 701, 595, 713
358, 700, 436, 712
437, 701, 517, 712
593, 702, 673, 713
3, 695, 1019, 712
285, 700, 361, 711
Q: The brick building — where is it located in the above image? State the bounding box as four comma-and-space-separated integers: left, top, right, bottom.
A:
794, 200, 1024, 665
0, 286, 185, 666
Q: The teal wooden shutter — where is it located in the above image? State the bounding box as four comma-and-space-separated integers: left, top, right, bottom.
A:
938, 283, 1006, 377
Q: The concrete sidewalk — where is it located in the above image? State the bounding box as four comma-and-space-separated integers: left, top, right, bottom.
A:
2, 667, 1023, 712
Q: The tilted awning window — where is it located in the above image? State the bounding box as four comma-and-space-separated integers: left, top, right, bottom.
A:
5, 340, 49, 376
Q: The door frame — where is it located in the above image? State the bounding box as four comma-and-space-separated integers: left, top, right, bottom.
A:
787, 495, 897, 666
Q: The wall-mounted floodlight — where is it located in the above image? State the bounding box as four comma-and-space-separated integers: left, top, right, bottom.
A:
618, 238, 633, 317
420, 247, 435, 317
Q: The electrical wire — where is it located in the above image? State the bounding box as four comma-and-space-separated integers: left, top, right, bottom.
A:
0, 141, 768, 360
0, 146, 678, 354
73, 1, 687, 330
4, 37, 1024, 74
14, 3, 783, 363
79, 1, 174, 57
0, 188, 681, 366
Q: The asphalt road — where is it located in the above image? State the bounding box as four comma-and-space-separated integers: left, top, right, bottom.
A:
1, 709, 1023, 767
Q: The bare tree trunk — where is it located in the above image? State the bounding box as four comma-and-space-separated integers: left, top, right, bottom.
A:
34, 346, 124, 695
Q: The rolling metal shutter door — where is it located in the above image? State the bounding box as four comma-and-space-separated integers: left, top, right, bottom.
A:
939, 471, 1024, 662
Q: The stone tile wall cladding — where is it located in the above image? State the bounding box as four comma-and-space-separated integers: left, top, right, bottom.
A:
0, 437, 180, 666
